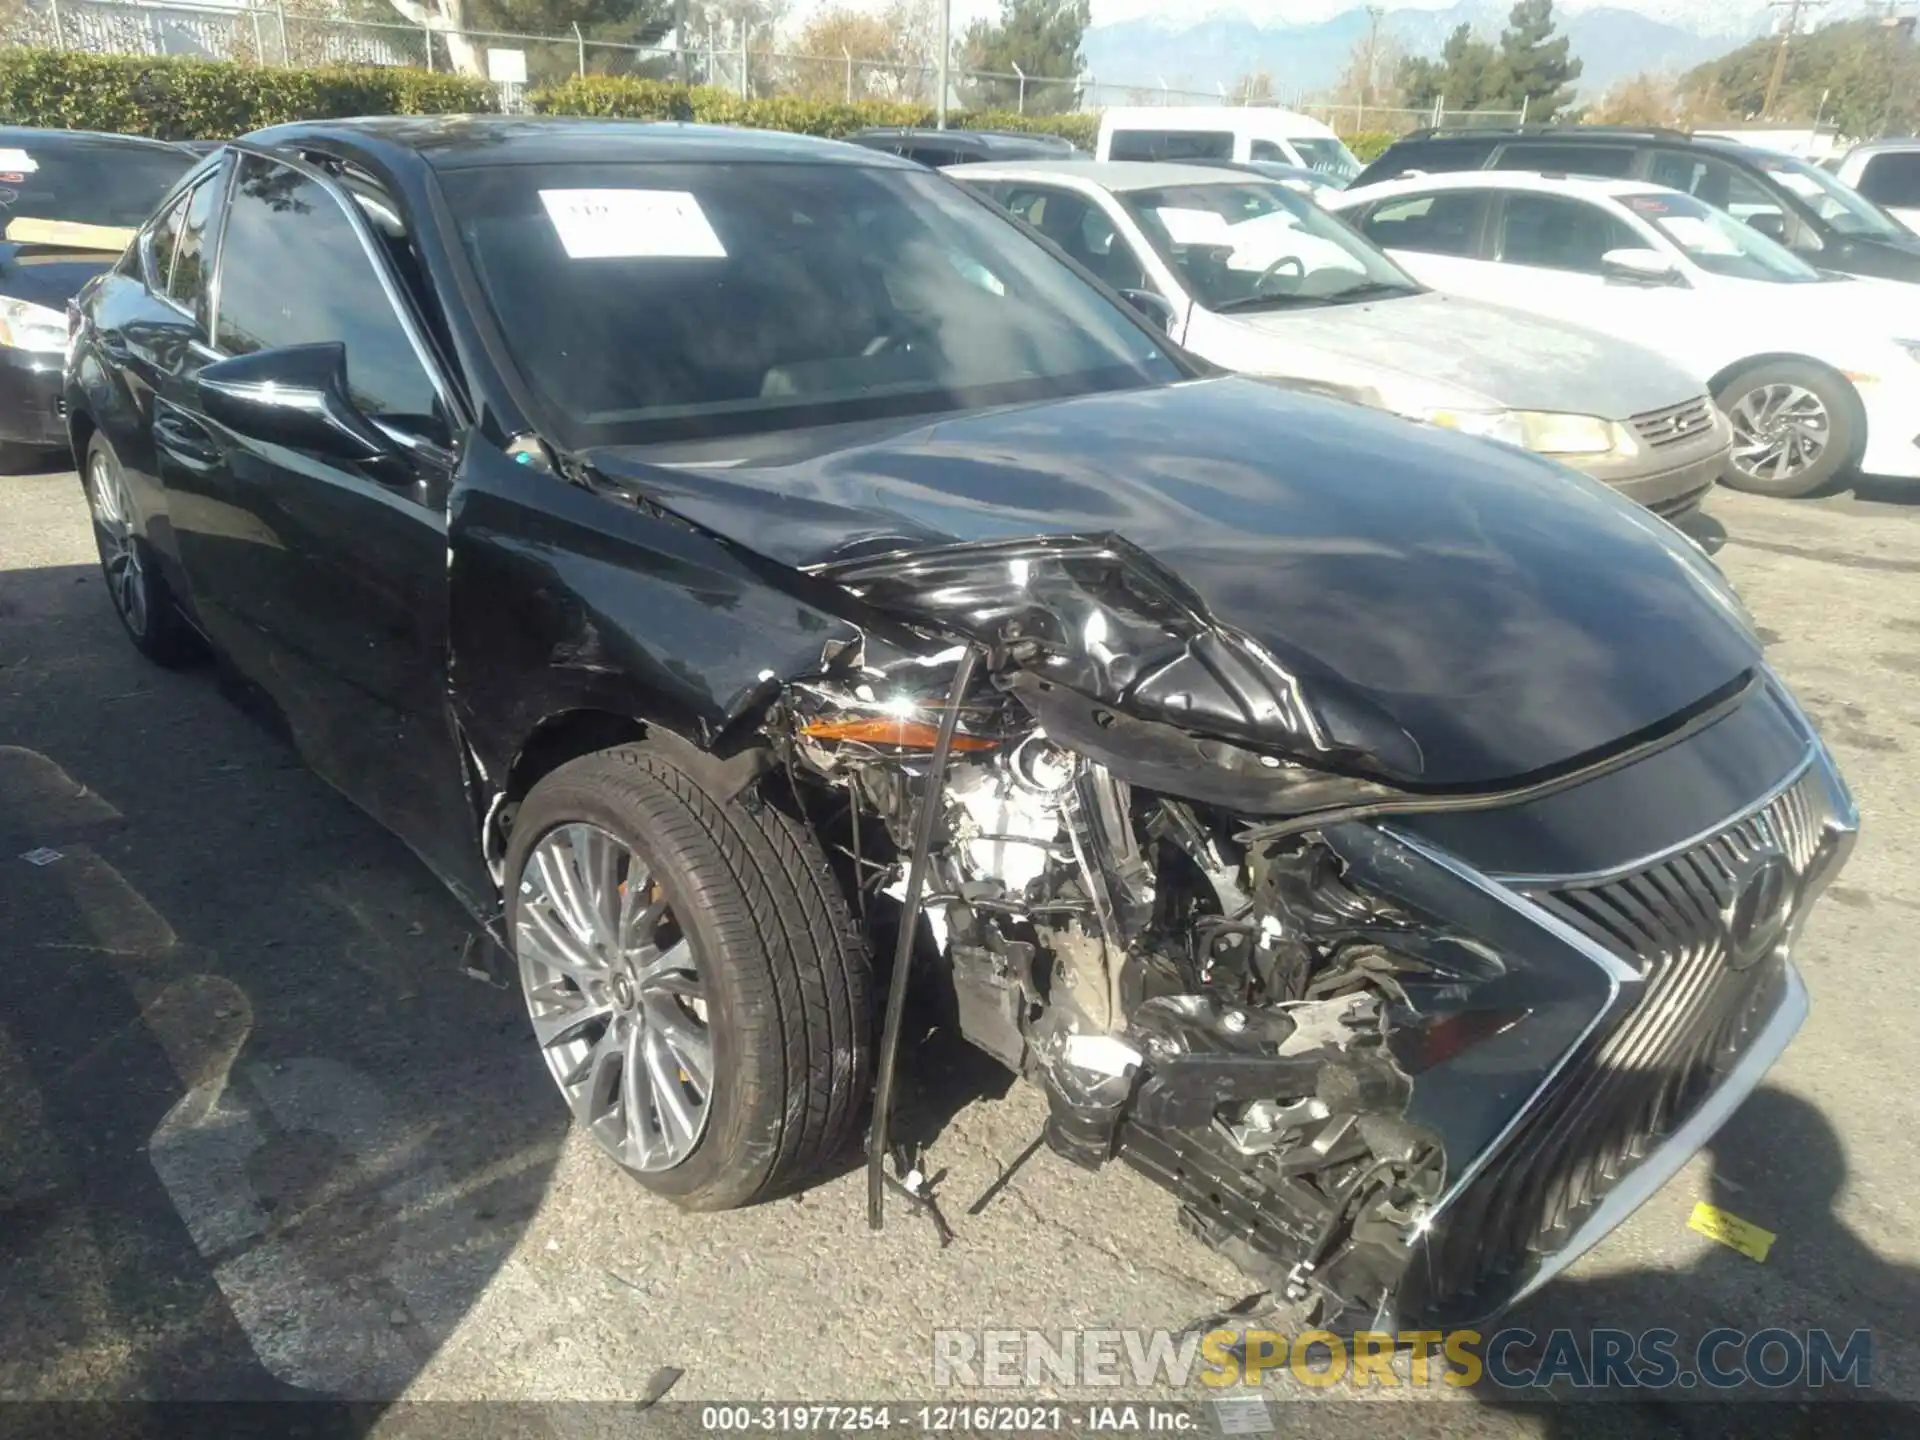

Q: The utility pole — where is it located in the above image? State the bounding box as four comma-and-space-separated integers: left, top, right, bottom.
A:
1359, 5, 1384, 130
936, 0, 950, 129
1761, 0, 1825, 120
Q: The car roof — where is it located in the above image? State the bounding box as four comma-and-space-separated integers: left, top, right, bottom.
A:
853, 127, 1074, 149
1338, 169, 1672, 203
1097, 106, 1340, 139
0, 124, 191, 155
945, 158, 1277, 191
242, 115, 918, 173
1842, 137, 1920, 157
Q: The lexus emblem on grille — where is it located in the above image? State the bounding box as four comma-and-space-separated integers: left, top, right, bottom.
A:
1723, 847, 1795, 971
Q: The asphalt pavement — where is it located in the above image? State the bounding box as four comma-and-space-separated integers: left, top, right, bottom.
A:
5, 460, 1920, 1434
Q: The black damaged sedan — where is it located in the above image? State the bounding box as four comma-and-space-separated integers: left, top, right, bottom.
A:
66, 117, 1856, 1329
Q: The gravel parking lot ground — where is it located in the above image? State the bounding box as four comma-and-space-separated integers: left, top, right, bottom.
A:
5, 461, 1920, 1433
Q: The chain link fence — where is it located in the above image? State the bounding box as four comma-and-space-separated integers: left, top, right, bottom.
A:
5, 0, 1525, 132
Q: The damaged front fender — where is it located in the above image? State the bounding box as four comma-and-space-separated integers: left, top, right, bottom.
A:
446, 442, 864, 834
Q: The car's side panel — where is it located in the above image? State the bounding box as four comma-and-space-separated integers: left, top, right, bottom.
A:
446, 443, 861, 810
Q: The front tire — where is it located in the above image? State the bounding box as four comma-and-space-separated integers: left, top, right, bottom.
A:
1714, 360, 1862, 499
506, 745, 872, 1209
84, 433, 201, 666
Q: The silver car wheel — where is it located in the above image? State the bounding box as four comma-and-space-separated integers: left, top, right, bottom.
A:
516, 822, 714, 1171
1728, 382, 1830, 485
87, 447, 148, 640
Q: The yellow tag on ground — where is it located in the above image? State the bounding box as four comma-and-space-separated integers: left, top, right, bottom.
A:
1688, 1201, 1776, 1262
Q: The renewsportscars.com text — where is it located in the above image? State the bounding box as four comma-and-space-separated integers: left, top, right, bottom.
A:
931, 1327, 1873, 1391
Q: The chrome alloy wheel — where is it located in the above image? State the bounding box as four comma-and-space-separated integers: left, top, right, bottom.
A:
516, 822, 714, 1171
1728, 382, 1831, 485
87, 447, 148, 639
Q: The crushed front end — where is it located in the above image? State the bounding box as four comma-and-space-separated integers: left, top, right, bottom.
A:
774, 534, 1857, 1330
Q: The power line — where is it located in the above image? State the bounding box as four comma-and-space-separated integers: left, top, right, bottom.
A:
1761, 0, 1826, 120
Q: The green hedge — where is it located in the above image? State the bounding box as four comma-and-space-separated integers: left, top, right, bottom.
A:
529, 75, 1098, 149
1346, 130, 1396, 163
0, 49, 494, 139
0, 49, 1107, 157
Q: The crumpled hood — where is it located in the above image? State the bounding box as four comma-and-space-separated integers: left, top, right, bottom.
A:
584, 376, 1760, 788
1215, 290, 1704, 419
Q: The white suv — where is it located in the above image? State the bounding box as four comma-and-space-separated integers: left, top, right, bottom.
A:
1330, 169, 1920, 497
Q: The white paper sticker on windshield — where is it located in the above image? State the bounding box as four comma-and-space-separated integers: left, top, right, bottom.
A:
0, 148, 38, 174
538, 189, 726, 260
1658, 215, 1736, 254
1154, 207, 1233, 246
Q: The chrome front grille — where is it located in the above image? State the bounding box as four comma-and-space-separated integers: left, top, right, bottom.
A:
1631, 397, 1717, 449
1414, 760, 1844, 1320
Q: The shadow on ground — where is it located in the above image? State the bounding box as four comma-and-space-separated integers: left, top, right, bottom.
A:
0, 559, 565, 1405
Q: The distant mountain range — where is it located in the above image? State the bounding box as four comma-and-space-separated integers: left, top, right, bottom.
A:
1079, 0, 1859, 103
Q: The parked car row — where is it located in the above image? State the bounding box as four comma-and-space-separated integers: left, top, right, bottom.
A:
949, 158, 1728, 516
1329, 169, 1920, 497
55, 116, 1858, 1335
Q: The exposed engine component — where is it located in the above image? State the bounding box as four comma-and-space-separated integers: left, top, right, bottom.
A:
780, 641, 1457, 1326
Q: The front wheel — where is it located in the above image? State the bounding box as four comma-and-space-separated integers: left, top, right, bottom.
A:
505, 745, 872, 1210
1714, 360, 1862, 499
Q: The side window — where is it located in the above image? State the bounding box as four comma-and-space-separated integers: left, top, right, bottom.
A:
1109, 129, 1232, 162
214, 155, 445, 438
899, 144, 966, 167
1496, 143, 1638, 179
1648, 152, 1785, 226
164, 170, 221, 325
145, 190, 188, 294
1494, 192, 1641, 273
1360, 139, 1498, 185
1857, 153, 1920, 209
1360, 191, 1488, 257
1250, 140, 1288, 162
1003, 187, 1149, 291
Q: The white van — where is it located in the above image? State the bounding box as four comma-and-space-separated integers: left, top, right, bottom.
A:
1095, 107, 1362, 184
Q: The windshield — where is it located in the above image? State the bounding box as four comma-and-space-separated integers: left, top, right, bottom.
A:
439, 162, 1182, 447
1756, 153, 1907, 239
1117, 180, 1417, 312
0, 136, 193, 236
1619, 190, 1822, 282
1289, 137, 1362, 185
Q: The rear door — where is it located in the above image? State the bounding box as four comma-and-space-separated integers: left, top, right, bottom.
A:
1347, 187, 1494, 295
168, 149, 489, 904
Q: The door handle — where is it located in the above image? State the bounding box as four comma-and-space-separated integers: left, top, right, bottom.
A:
153, 412, 220, 468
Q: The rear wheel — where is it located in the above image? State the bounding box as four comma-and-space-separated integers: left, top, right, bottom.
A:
506, 745, 871, 1209
1714, 360, 1862, 499
84, 433, 201, 665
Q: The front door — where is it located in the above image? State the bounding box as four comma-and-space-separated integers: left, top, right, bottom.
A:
166, 151, 490, 907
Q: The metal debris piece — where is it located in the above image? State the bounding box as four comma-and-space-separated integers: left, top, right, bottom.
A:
20, 847, 62, 866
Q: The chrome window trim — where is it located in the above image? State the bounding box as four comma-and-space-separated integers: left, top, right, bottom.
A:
211, 146, 466, 436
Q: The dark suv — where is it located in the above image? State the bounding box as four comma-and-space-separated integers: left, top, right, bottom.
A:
1354, 126, 1920, 284
846, 127, 1081, 168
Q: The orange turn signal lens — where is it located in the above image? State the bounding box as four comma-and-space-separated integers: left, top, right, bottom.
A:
799, 716, 998, 752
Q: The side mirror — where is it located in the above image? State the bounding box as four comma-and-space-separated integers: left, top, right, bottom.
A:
1118, 287, 1178, 333
1600, 247, 1682, 286
196, 342, 392, 464
1744, 211, 1788, 243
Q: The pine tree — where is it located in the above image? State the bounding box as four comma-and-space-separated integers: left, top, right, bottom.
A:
1498, 0, 1581, 119
958, 0, 1091, 113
